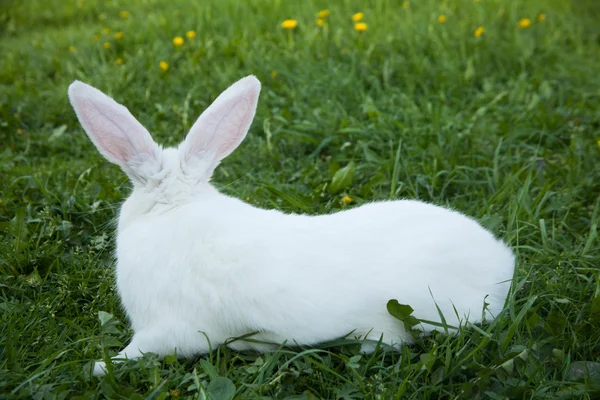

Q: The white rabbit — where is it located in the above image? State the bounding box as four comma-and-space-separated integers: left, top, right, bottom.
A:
67, 76, 515, 377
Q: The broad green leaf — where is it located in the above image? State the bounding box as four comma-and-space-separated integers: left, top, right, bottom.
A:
359, 141, 386, 164
207, 377, 236, 400
98, 311, 114, 326
200, 359, 218, 381
328, 162, 356, 194
420, 352, 436, 372
544, 307, 567, 337
386, 299, 420, 329
565, 361, 600, 385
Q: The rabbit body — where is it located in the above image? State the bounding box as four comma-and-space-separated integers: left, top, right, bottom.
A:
67, 76, 514, 377
116, 169, 513, 356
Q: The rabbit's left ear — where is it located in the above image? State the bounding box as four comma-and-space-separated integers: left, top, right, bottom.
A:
180, 75, 261, 168
68, 81, 161, 184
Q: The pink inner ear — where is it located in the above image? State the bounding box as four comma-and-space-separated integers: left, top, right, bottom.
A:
181, 75, 261, 164
213, 97, 251, 159
77, 99, 132, 163
69, 81, 159, 169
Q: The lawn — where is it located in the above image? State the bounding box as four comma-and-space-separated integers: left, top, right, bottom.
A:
1, 0, 600, 398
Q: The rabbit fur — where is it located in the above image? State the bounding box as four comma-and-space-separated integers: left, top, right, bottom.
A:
67, 75, 515, 376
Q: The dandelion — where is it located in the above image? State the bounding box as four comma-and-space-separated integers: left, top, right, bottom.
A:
316, 18, 325, 27
281, 19, 298, 29
342, 196, 353, 205
474, 26, 484, 37
438, 15, 447, 23
172, 36, 184, 46
120, 10, 129, 19
402, 1, 409, 8
186, 30, 196, 39
170, 389, 179, 397
354, 22, 367, 32
352, 12, 364, 22
537, 13, 545, 22
114, 31, 124, 40
116, 58, 123, 65
271, 71, 277, 78
103, 42, 111, 49
93, 33, 101, 40
159, 61, 169, 71
102, 27, 110, 34
318, 9, 330, 18
518, 18, 531, 28
69, 45, 77, 53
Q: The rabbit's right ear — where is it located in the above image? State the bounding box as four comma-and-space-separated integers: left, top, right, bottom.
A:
180, 75, 261, 178
68, 81, 161, 184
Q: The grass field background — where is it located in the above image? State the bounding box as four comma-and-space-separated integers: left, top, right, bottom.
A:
1, 0, 600, 398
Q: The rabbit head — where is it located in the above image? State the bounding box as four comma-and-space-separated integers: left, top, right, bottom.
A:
68, 76, 261, 224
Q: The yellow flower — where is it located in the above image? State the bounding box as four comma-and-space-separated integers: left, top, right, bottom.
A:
474, 26, 484, 37
342, 196, 352, 205
537, 13, 545, 22
69, 45, 77, 53
402, 1, 409, 8
116, 58, 123, 65
281, 19, 298, 29
17, 128, 23, 135
354, 22, 367, 32
159, 61, 169, 71
316, 18, 325, 27
271, 71, 277, 78
102, 27, 110, 34
172, 36, 184, 46
120, 11, 129, 19
186, 30, 196, 39
114, 31, 124, 40
170, 389, 179, 397
103, 42, 111, 49
438, 15, 447, 23
518, 18, 531, 28
318, 9, 330, 19
93, 33, 101, 41
352, 12, 364, 22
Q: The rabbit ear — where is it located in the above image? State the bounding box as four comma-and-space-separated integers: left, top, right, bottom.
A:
68, 81, 161, 183
180, 75, 261, 173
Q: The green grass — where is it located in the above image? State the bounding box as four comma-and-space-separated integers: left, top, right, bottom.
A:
2, 0, 600, 398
